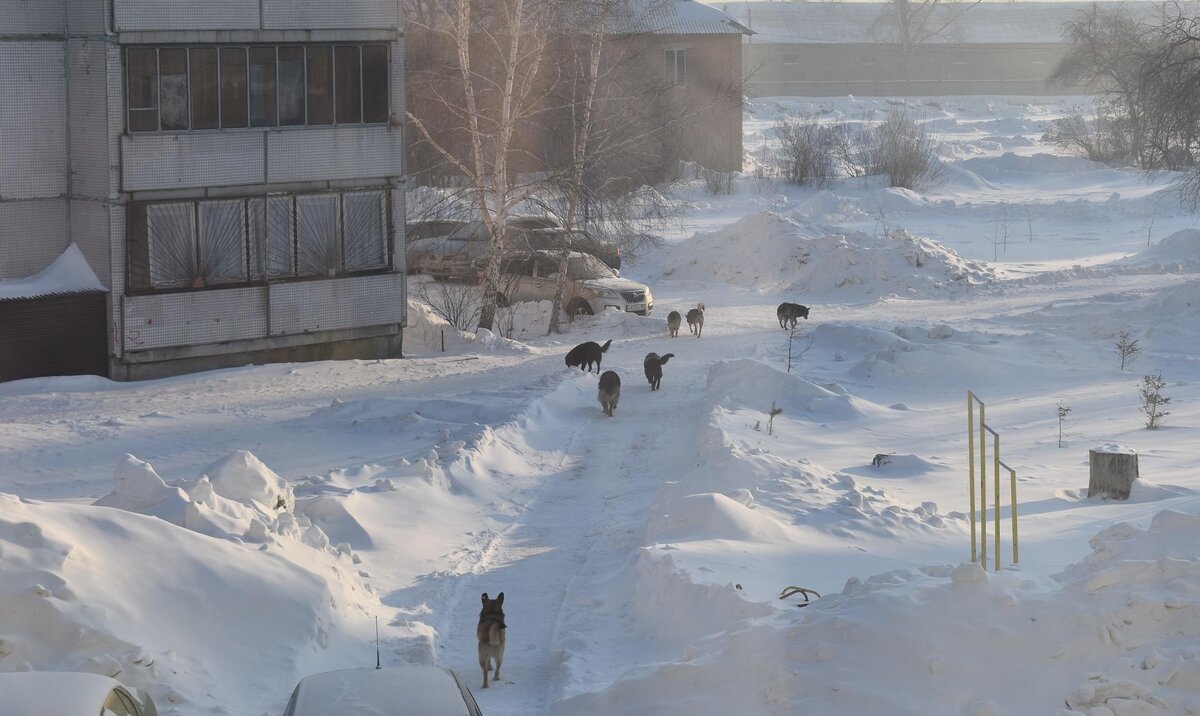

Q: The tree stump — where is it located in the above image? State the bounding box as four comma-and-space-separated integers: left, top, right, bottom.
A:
1088, 445, 1139, 500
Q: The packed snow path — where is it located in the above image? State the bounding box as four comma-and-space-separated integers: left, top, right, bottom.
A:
414, 347, 714, 715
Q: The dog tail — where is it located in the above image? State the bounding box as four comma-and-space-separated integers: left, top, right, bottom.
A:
659, 353, 674, 364
600, 339, 612, 353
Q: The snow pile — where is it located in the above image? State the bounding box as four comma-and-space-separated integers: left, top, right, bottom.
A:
558, 510, 1200, 716
0, 244, 106, 300
403, 299, 474, 355
0, 489, 377, 714
706, 358, 875, 421
94, 452, 314, 546
1122, 229, 1200, 272
643, 212, 993, 297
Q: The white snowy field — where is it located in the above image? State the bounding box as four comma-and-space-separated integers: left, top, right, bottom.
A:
1, 96, 1199, 716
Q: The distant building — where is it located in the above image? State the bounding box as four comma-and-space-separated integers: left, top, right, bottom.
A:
0, 1, 407, 382
406, 0, 750, 187
721, 1, 1126, 97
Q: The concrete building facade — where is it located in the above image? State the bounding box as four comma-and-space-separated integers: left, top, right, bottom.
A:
1, 0, 407, 381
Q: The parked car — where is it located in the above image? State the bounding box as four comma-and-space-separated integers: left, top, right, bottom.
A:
407, 218, 622, 281
282, 665, 482, 716
0, 671, 158, 716
497, 250, 653, 316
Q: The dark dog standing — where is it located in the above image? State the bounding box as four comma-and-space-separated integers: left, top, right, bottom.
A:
666, 311, 681, 338
477, 592, 506, 689
643, 352, 674, 391
597, 371, 621, 416
776, 302, 810, 330
686, 303, 705, 337
565, 339, 612, 373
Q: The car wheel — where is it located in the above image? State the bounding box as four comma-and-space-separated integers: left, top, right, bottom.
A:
569, 299, 594, 317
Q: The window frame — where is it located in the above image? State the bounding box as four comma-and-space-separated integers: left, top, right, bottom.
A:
124, 43, 390, 134
666, 48, 686, 87
126, 188, 393, 295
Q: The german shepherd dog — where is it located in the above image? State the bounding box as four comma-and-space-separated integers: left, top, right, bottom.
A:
477, 592, 506, 688
565, 339, 612, 373
686, 303, 705, 337
598, 371, 621, 416
776, 302, 810, 330
666, 311, 682, 338
643, 352, 674, 391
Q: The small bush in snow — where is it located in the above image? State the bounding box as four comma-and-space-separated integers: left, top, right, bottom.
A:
1045, 108, 1134, 166
1138, 371, 1171, 429
863, 107, 946, 191
774, 118, 840, 187
1115, 330, 1141, 371
700, 167, 736, 195
415, 279, 481, 332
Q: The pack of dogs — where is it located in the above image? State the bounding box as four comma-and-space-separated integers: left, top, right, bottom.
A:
477, 300, 814, 688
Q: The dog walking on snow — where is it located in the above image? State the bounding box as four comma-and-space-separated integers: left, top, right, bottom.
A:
565, 339, 611, 373
597, 371, 621, 416
643, 352, 674, 391
686, 303, 705, 337
477, 592, 506, 688
666, 311, 681, 338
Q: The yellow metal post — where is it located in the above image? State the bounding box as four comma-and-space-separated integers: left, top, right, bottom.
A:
979, 403, 987, 568
1009, 467, 1019, 565
993, 433, 1001, 572
967, 393, 976, 563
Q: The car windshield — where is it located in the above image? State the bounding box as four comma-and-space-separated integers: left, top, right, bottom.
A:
567, 255, 614, 280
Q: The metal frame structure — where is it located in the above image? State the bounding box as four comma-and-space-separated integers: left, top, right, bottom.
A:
966, 391, 1019, 571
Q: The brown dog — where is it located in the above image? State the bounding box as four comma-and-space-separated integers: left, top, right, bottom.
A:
477, 592, 506, 688
598, 371, 621, 416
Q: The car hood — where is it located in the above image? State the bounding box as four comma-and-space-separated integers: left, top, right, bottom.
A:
581, 277, 650, 294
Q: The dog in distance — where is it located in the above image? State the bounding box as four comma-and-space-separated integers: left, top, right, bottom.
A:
597, 371, 621, 416
565, 339, 612, 373
666, 311, 681, 338
686, 303, 705, 337
477, 592, 506, 688
776, 302, 810, 330
643, 352, 674, 391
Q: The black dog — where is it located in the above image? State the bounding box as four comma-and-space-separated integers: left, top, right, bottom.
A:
565, 339, 612, 373
643, 352, 674, 391
598, 371, 621, 416
776, 302, 810, 330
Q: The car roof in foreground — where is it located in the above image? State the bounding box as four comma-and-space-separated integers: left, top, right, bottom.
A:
291, 665, 477, 716
0, 671, 130, 715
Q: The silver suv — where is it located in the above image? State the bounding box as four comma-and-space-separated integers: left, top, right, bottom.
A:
497, 250, 653, 316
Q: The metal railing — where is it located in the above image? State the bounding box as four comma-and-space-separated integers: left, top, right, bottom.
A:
967, 391, 1020, 571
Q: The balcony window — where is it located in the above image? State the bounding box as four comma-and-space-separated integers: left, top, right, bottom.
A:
126, 44, 390, 132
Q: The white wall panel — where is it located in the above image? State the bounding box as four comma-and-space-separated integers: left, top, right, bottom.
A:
68, 39, 113, 199
122, 286, 268, 351
121, 133, 266, 191
0, 42, 67, 200
270, 273, 404, 335
267, 126, 402, 184
0, 199, 69, 280
70, 200, 112, 288
2, 1, 65, 34
67, 0, 109, 35
262, 0, 400, 30
113, 0, 258, 31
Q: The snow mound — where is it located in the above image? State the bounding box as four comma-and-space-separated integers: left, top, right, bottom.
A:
959, 152, 1113, 180
706, 358, 873, 421
204, 450, 295, 512
1122, 229, 1200, 272
0, 492, 376, 714
643, 212, 992, 297
654, 492, 794, 543
0, 244, 106, 301
558, 509, 1200, 716
403, 299, 474, 355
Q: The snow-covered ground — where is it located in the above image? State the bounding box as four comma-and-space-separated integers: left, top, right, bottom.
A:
2, 96, 1199, 715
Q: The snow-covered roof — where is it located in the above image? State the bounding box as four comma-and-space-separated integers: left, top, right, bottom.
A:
634, 0, 753, 35
717, 1, 1163, 45
0, 243, 106, 301
0, 672, 136, 714
288, 666, 478, 716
